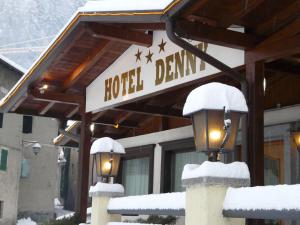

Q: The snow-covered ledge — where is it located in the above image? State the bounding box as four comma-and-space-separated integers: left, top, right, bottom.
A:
89, 182, 124, 198
182, 161, 250, 187
223, 184, 300, 220
183, 161, 249, 225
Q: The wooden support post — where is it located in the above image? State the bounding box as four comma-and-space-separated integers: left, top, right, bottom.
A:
76, 109, 92, 222
245, 56, 264, 225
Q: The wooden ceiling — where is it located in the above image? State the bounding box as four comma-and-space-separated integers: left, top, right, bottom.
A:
2, 0, 299, 145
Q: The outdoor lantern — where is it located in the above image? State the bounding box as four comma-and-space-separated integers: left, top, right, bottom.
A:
32, 143, 42, 155
291, 121, 300, 151
183, 82, 248, 153
90, 137, 125, 178
292, 132, 300, 151
22, 140, 42, 155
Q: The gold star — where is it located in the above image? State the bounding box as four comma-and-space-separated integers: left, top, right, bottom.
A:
135, 49, 142, 62
145, 50, 153, 63
158, 39, 166, 53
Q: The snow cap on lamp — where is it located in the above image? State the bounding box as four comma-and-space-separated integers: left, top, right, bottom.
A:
90, 137, 125, 155
91, 137, 125, 178
183, 82, 248, 116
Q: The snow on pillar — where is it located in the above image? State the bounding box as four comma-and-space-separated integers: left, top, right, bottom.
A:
182, 161, 250, 225
89, 182, 124, 225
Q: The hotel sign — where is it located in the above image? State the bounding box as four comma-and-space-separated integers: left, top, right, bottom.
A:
86, 31, 244, 113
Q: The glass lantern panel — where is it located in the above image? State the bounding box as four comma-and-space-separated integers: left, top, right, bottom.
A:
224, 112, 240, 151
292, 131, 300, 150
192, 111, 208, 151
207, 110, 225, 151
94, 152, 112, 177
110, 154, 121, 177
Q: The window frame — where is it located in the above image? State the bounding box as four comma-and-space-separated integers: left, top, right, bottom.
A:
22, 115, 33, 134
160, 138, 196, 193
116, 144, 155, 195
0, 113, 3, 128
0, 200, 3, 218
0, 149, 8, 172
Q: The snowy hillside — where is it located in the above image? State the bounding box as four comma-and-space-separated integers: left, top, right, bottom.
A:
0, 0, 87, 68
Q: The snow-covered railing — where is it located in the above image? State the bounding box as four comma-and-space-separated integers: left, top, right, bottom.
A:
90, 161, 300, 225
107, 192, 185, 216
223, 184, 300, 220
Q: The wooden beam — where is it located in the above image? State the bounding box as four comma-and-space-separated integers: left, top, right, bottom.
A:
95, 118, 138, 129
92, 111, 106, 121
62, 40, 111, 90
76, 112, 92, 222
246, 58, 264, 187
266, 60, 300, 76
39, 102, 55, 115
88, 23, 153, 47
115, 104, 183, 118
114, 112, 133, 124
255, 1, 300, 35
119, 23, 165, 31
175, 19, 259, 50
245, 56, 265, 225
65, 105, 80, 118
181, 0, 208, 17
219, 0, 266, 28
29, 89, 84, 105
248, 34, 300, 62
10, 95, 27, 112
257, 17, 300, 47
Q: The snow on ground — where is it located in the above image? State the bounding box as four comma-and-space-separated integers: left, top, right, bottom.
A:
79, 0, 174, 12
182, 161, 250, 180
16, 218, 37, 225
108, 192, 185, 211
108, 223, 160, 225
89, 182, 124, 194
183, 82, 248, 116
56, 207, 91, 222
223, 184, 300, 211
90, 137, 125, 154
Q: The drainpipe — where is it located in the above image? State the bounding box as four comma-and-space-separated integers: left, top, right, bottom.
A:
165, 17, 248, 162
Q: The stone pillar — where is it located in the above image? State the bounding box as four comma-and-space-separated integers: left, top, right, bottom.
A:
89, 183, 124, 225
182, 164, 250, 225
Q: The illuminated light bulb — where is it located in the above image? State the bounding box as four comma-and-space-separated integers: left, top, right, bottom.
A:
297, 137, 300, 144
103, 161, 112, 171
209, 130, 222, 141
42, 84, 48, 89
114, 123, 119, 129
90, 123, 95, 132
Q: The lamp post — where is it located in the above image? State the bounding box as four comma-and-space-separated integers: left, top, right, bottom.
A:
90, 137, 125, 183
183, 82, 248, 161
21, 140, 42, 155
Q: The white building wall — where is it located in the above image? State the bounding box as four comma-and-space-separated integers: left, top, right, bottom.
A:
0, 113, 59, 224
0, 113, 22, 225
18, 116, 59, 221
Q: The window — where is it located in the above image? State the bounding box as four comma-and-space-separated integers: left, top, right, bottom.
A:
22, 115, 33, 134
116, 145, 154, 196
0, 149, 8, 171
0, 113, 3, 128
21, 159, 30, 178
160, 138, 207, 192
0, 201, 3, 218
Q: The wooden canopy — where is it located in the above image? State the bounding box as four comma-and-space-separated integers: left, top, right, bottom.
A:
0, 0, 299, 144
1, 0, 299, 222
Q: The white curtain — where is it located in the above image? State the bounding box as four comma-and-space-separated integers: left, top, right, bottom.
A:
264, 157, 280, 185
173, 151, 207, 192
122, 157, 149, 196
